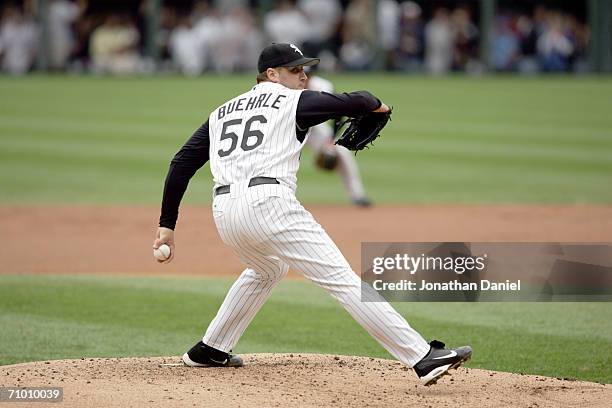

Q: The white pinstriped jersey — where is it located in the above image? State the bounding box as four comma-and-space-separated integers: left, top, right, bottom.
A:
209, 82, 306, 190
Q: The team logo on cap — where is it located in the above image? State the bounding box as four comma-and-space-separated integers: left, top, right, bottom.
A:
289, 44, 303, 56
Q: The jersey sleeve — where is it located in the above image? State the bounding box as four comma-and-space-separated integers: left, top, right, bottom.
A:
295, 90, 382, 129
159, 120, 211, 230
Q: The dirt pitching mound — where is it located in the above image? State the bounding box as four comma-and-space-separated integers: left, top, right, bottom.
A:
1, 354, 609, 407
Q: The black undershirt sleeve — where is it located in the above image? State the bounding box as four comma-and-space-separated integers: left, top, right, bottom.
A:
159, 120, 210, 230
295, 90, 382, 130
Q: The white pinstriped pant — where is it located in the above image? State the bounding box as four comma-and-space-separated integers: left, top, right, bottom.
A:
202, 181, 430, 366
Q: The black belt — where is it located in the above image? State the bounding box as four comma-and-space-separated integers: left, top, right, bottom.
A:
215, 177, 279, 196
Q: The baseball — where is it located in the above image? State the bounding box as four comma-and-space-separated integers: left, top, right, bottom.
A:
154, 244, 171, 261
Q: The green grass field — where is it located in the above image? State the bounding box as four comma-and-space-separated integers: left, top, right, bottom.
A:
1, 275, 610, 383
1, 75, 611, 383
1, 75, 611, 204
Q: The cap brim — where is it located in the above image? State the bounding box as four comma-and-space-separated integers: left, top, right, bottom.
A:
283, 57, 320, 68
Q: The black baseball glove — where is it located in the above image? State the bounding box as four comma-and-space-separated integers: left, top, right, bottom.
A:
334, 108, 392, 152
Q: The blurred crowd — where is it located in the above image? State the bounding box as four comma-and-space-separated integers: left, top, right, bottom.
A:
490, 5, 589, 74
0, 0, 590, 75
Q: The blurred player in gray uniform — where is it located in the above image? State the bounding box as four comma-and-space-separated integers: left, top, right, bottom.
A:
153, 43, 471, 386
306, 72, 371, 207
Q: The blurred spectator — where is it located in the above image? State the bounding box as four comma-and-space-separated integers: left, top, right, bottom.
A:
263, 0, 310, 47
90, 14, 141, 75
170, 3, 262, 74
490, 16, 520, 71
537, 11, 574, 72
515, 13, 539, 73
378, 0, 400, 70
452, 6, 479, 73
340, 0, 376, 70
424, 7, 454, 74
48, 0, 87, 70
209, 6, 262, 72
169, 14, 203, 75
532, 5, 548, 38
297, 0, 341, 57
394, 1, 424, 71
0, 5, 38, 75
191, 0, 222, 72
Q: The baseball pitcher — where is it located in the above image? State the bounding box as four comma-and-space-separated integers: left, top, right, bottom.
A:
153, 43, 471, 386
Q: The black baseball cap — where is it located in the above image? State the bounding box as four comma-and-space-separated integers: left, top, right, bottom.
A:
257, 43, 319, 73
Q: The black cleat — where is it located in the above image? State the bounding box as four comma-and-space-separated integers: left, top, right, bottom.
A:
182, 341, 244, 367
353, 197, 372, 207
413, 340, 472, 386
